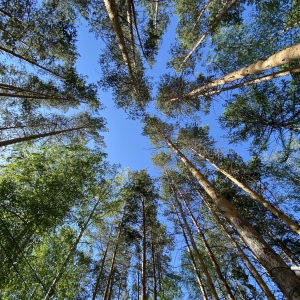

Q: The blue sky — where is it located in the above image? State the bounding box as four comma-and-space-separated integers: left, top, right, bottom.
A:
76, 21, 160, 174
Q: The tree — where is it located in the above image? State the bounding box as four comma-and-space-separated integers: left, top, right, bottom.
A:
143, 116, 300, 299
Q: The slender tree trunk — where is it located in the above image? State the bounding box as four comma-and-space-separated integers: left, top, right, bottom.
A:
103, 0, 137, 92
196, 66, 300, 99
185, 231, 209, 300
181, 0, 238, 65
0, 126, 86, 147
188, 0, 214, 35
0, 45, 60, 78
171, 200, 211, 300
162, 133, 300, 299
170, 43, 300, 102
103, 217, 124, 300
43, 199, 101, 300
92, 237, 112, 300
130, 0, 146, 59
192, 148, 300, 234
176, 185, 235, 300
166, 172, 220, 300
0, 92, 74, 102
150, 233, 158, 300
141, 194, 148, 300
126, 0, 136, 67
153, 0, 159, 30
199, 192, 276, 300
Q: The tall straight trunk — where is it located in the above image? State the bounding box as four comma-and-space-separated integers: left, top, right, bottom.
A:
116, 257, 126, 300
153, 0, 159, 30
0, 83, 50, 96
166, 172, 220, 300
192, 148, 300, 234
0, 92, 73, 102
130, 0, 146, 59
0, 45, 61, 78
43, 199, 101, 300
195, 66, 300, 99
181, 0, 238, 65
176, 185, 235, 300
103, 215, 124, 300
188, 0, 214, 35
150, 233, 158, 300
103, 0, 137, 92
170, 43, 300, 102
162, 133, 300, 299
141, 195, 147, 300
232, 277, 247, 300
92, 237, 112, 300
0, 126, 86, 147
184, 228, 209, 300
172, 200, 209, 300
126, 0, 136, 67
199, 190, 276, 300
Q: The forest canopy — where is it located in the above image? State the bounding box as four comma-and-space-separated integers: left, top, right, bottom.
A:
1, 0, 300, 299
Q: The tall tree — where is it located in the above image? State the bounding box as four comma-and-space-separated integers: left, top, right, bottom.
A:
143, 116, 300, 299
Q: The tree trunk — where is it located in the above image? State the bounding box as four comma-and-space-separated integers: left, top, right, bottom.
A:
92, 237, 111, 300
103, 217, 124, 300
195, 66, 300, 99
163, 134, 300, 299
126, 0, 136, 67
192, 148, 300, 234
167, 172, 220, 300
0, 45, 60, 78
0, 126, 85, 147
170, 43, 300, 102
103, 0, 137, 92
181, 0, 238, 65
176, 185, 235, 300
188, 0, 214, 35
185, 231, 209, 300
43, 199, 101, 300
171, 198, 209, 300
141, 194, 148, 300
199, 191, 276, 300
151, 233, 158, 300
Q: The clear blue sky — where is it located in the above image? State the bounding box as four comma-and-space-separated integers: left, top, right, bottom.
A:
76, 21, 161, 175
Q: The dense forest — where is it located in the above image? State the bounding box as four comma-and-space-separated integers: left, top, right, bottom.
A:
0, 0, 300, 299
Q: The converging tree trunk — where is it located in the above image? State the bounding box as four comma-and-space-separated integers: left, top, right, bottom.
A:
43, 199, 102, 300
170, 43, 300, 102
181, 0, 238, 65
162, 132, 300, 299
191, 148, 300, 234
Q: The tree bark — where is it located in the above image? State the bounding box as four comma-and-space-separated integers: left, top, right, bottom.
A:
126, 0, 136, 67
103, 216, 124, 300
166, 171, 220, 300
0, 45, 61, 78
0, 126, 85, 147
170, 43, 300, 102
104, 0, 137, 92
141, 194, 148, 300
176, 185, 235, 300
181, 0, 238, 65
92, 237, 111, 300
195, 66, 300, 99
163, 133, 300, 299
192, 148, 300, 234
43, 199, 101, 300
172, 201, 209, 300
150, 233, 158, 300
198, 189, 276, 300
